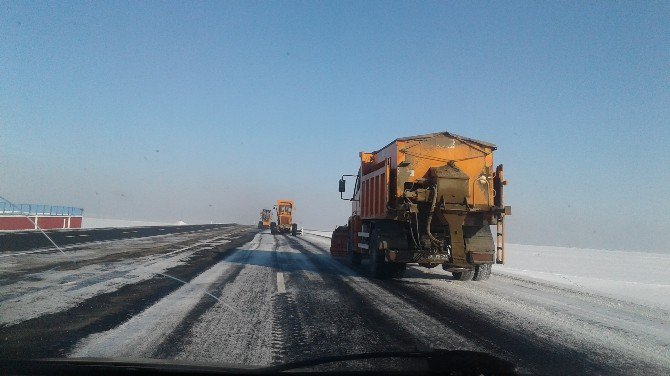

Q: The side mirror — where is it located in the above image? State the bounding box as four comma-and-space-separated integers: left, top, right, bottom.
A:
339, 174, 358, 201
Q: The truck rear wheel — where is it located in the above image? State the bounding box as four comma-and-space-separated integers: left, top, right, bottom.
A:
370, 248, 387, 279
349, 252, 363, 266
388, 263, 407, 278
291, 223, 298, 236
452, 269, 474, 281
472, 264, 492, 281
350, 250, 362, 266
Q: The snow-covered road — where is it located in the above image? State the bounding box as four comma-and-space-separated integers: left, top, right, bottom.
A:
1, 230, 668, 374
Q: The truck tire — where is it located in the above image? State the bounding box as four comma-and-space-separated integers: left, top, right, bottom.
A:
452, 269, 474, 281
258, 221, 263, 229
388, 263, 407, 278
346, 235, 362, 265
350, 251, 362, 266
291, 223, 298, 236
370, 248, 388, 279
472, 264, 492, 281
270, 222, 277, 235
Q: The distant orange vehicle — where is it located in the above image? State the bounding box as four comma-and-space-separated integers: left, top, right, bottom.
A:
271, 200, 299, 236
258, 209, 272, 229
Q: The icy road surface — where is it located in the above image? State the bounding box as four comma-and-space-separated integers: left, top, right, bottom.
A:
1, 230, 668, 374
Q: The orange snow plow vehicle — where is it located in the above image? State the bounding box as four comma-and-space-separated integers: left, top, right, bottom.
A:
258, 209, 272, 229
271, 200, 300, 236
332, 131, 510, 280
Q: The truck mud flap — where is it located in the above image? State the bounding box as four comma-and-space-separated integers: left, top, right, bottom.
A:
464, 225, 495, 252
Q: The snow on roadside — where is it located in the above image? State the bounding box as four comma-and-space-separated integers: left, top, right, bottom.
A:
302, 231, 670, 311
496, 244, 670, 311
302, 229, 333, 238
70, 233, 275, 361
175, 233, 277, 365
0, 236, 229, 326
0, 250, 198, 326
70, 256, 239, 358
83, 217, 177, 228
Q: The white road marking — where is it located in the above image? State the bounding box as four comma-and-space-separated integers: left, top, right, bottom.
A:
276, 272, 286, 293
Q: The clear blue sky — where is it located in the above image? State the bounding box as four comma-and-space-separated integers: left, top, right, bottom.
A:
1, 2, 668, 251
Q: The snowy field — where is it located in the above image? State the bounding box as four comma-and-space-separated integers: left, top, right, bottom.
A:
497, 244, 670, 311
303, 230, 670, 311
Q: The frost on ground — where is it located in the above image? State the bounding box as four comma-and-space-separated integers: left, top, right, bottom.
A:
4, 227, 667, 373
72, 233, 279, 365
303, 233, 670, 373
70, 252, 241, 358
0, 233, 229, 326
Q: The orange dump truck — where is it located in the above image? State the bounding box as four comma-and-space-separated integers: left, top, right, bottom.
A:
332, 131, 510, 280
258, 209, 272, 229
271, 200, 299, 236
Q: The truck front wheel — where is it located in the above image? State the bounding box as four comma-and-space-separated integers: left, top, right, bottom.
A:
370, 248, 387, 279
350, 251, 362, 266
388, 263, 407, 278
347, 234, 362, 265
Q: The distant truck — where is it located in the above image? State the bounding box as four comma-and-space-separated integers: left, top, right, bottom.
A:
331, 131, 510, 280
258, 209, 272, 229
270, 200, 299, 236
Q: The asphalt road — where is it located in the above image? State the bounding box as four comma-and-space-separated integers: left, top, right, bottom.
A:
0, 224, 236, 253
1, 229, 667, 374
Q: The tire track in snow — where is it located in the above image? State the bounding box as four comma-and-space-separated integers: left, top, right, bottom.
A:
69, 251, 247, 358
172, 232, 278, 366
153, 238, 265, 358
269, 235, 310, 365
273, 235, 437, 369
0, 229, 256, 359
66, 231, 258, 358
296, 234, 660, 375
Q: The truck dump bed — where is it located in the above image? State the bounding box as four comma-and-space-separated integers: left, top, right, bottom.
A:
356, 132, 498, 219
